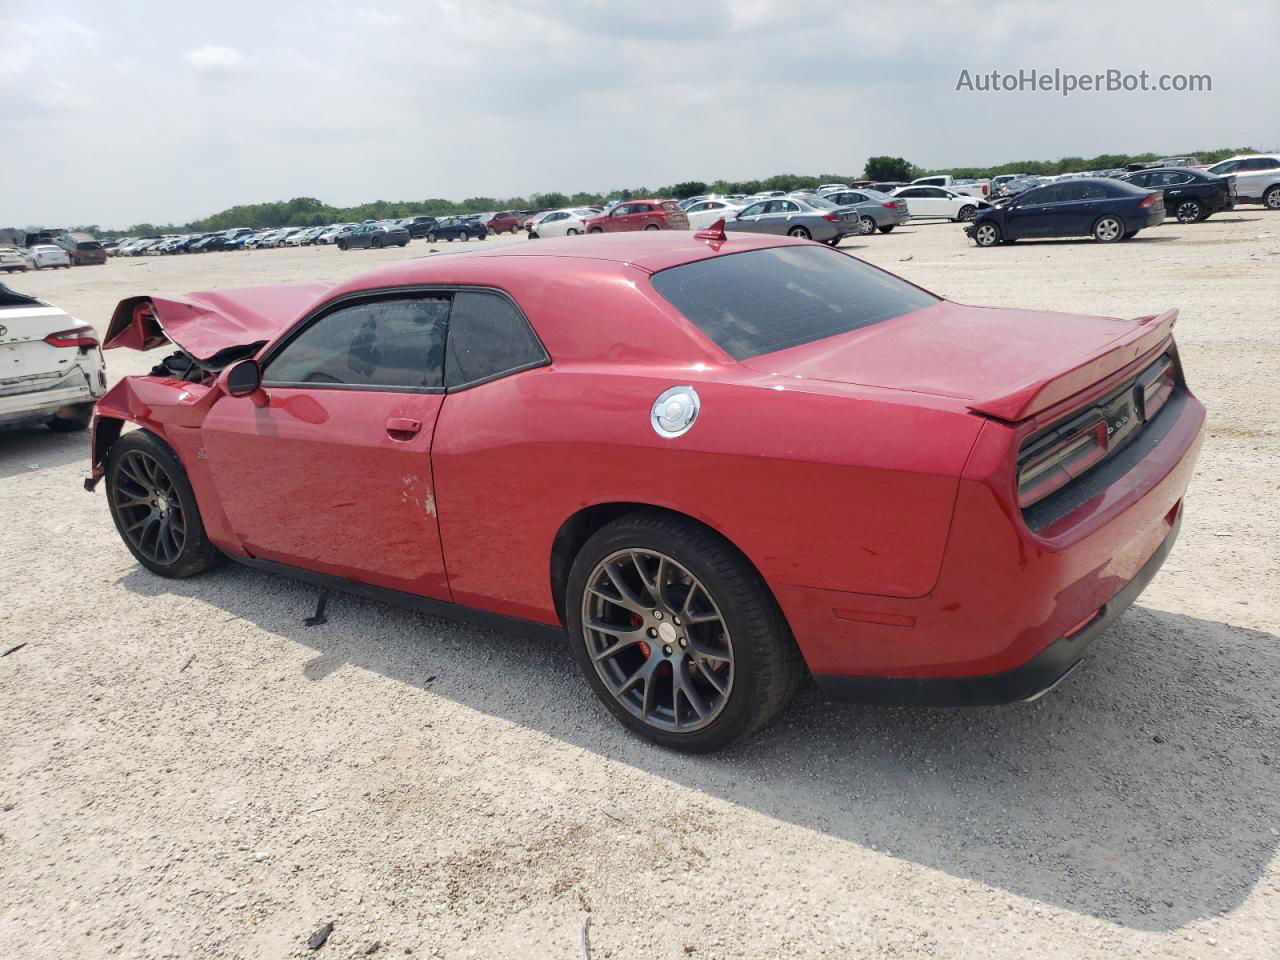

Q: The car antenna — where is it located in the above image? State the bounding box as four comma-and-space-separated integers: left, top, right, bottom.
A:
693, 218, 727, 243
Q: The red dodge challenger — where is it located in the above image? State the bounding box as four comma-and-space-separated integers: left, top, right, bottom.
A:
87, 225, 1204, 751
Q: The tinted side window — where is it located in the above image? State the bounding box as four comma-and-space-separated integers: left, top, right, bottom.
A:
1022, 186, 1060, 204
444, 291, 547, 388
266, 297, 449, 390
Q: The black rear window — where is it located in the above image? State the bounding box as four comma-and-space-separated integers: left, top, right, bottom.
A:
650, 245, 938, 361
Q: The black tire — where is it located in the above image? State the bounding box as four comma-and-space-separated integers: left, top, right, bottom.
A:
877, 225, 895, 234
957, 204, 977, 221
371, 238, 383, 249
105, 430, 224, 578
48, 403, 93, 432
566, 228, 579, 236
972, 221, 1001, 247
1264, 185, 1280, 210
399, 241, 408, 247
1122, 230, 1140, 240
565, 510, 804, 752
529, 232, 539, 239
426, 232, 437, 243
336, 241, 346, 251
1092, 215, 1124, 243
589, 227, 604, 234
1174, 199, 1204, 224
786, 226, 811, 240
644, 224, 660, 231
858, 216, 877, 236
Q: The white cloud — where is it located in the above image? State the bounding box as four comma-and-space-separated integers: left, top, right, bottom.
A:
185, 44, 246, 74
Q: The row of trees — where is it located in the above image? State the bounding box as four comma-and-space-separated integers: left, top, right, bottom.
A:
82, 147, 1257, 238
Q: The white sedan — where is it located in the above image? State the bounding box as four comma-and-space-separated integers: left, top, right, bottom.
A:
683, 199, 744, 231
26, 244, 72, 270
528, 208, 595, 238
0, 284, 106, 430
1, 246, 28, 273
887, 186, 987, 221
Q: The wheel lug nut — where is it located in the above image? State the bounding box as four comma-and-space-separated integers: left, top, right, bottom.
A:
647, 628, 658, 638
673, 616, 681, 625
662, 645, 673, 656
653, 610, 663, 620
678, 638, 687, 648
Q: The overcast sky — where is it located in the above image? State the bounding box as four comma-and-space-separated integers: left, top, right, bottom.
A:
2, 0, 1276, 228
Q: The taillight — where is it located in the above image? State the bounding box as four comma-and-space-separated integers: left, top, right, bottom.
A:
45, 326, 98, 348
1140, 192, 1159, 208
981, 184, 989, 196
882, 201, 898, 209
1138, 357, 1175, 420
822, 213, 840, 222
1017, 416, 1109, 507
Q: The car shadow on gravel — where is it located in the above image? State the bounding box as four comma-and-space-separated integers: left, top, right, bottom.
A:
123, 564, 1278, 932
0, 424, 88, 479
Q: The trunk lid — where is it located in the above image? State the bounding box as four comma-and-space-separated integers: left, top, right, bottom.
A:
0, 303, 83, 389
740, 300, 1178, 421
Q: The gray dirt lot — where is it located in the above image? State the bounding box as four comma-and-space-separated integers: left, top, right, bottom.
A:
1, 219, 1278, 959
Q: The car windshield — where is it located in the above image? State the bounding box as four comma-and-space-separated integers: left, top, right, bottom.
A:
651, 245, 939, 362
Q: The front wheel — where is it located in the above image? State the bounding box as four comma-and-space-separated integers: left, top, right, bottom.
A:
589, 227, 604, 234
1174, 199, 1204, 224
957, 205, 977, 222
371, 238, 383, 249
858, 216, 876, 236
105, 430, 224, 579
878, 225, 895, 234
1092, 215, 1123, 243
1264, 186, 1280, 210
972, 221, 1001, 247
566, 511, 803, 752
644, 224, 660, 231
426, 233, 437, 243
336, 241, 346, 251
786, 225, 811, 240
566, 228, 579, 236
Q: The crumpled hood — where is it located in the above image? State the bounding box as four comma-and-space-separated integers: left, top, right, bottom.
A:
103, 282, 333, 363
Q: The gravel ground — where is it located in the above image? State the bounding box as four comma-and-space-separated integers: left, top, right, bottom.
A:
1, 218, 1278, 959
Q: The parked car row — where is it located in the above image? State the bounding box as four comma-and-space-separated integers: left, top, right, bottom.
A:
0, 244, 74, 271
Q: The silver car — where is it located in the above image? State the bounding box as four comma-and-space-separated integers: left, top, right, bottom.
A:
817, 189, 910, 235
723, 196, 860, 244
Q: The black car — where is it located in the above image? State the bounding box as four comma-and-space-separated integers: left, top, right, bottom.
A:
424, 217, 488, 242
1117, 167, 1234, 224
336, 223, 410, 250
967, 177, 1165, 247
397, 216, 439, 239
190, 234, 230, 253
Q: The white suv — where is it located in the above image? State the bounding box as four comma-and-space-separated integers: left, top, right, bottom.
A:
1205, 155, 1280, 209
0, 285, 106, 431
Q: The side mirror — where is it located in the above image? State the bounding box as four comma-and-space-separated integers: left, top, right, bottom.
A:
222, 358, 267, 405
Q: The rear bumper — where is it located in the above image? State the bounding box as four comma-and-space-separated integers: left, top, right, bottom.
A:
813, 510, 1181, 705
775, 382, 1205, 702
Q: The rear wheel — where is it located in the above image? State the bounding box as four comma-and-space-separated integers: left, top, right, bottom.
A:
1092, 215, 1123, 243
566, 511, 803, 752
644, 224, 660, 231
336, 241, 347, 251
566, 228, 579, 236
105, 430, 223, 578
957, 204, 977, 221
787, 225, 811, 240
589, 227, 604, 234
1123, 230, 1140, 240
426, 232, 437, 243
371, 237, 383, 249
1174, 199, 1204, 224
858, 216, 876, 236
877, 225, 895, 234
48, 403, 93, 432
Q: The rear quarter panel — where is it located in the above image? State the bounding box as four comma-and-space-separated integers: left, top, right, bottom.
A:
432, 368, 980, 623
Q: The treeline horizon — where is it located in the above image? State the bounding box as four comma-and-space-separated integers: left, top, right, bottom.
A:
52, 145, 1260, 238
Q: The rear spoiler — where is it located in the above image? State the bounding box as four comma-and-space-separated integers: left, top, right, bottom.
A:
967, 308, 1179, 422
102, 282, 333, 364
